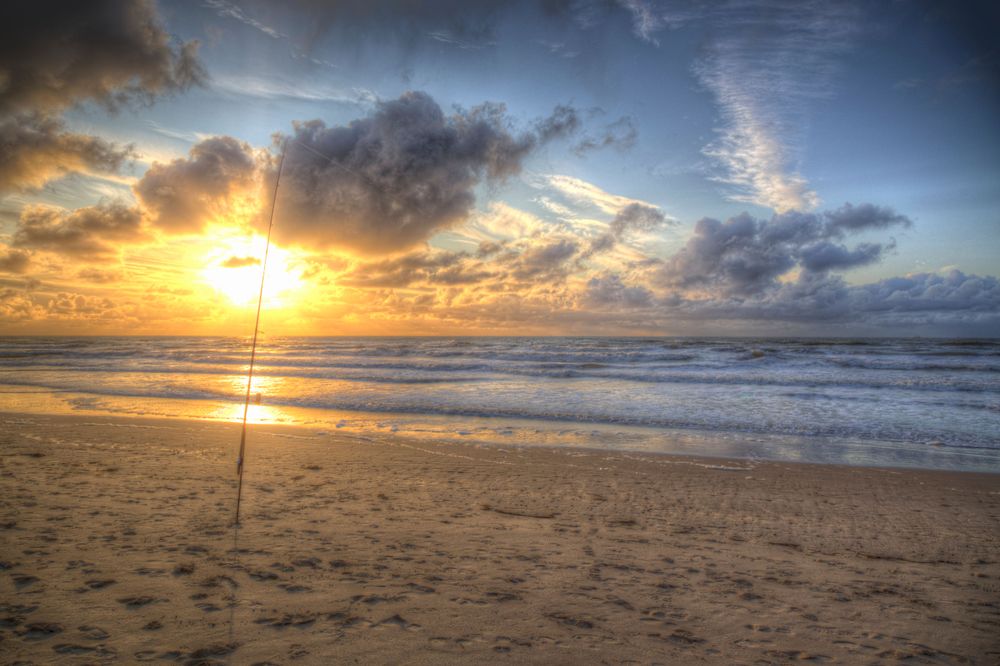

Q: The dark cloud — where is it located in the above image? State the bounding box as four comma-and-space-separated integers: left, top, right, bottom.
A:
274, 91, 571, 254
0, 114, 133, 192
658, 204, 911, 296
823, 202, 913, 236
574, 116, 638, 155
0, 0, 205, 115
476, 240, 505, 258
583, 273, 653, 308
339, 250, 497, 288
585, 202, 668, 257
798, 241, 885, 273
666, 270, 1000, 331
849, 270, 1000, 319
12, 202, 146, 259
609, 202, 666, 236
512, 238, 578, 278
221, 255, 261, 268
0, 248, 31, 274
0, 0, 204, 193
135, 136, 259, 233
584, 233, 617, 257
535, 105, 581, 142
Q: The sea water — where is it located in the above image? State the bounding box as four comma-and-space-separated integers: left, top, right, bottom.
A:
0, 336, 997, 471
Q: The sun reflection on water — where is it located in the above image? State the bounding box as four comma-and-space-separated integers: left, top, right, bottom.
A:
209, 400, 287, 425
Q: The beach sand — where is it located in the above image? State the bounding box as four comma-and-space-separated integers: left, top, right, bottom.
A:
1, 413, 998, 664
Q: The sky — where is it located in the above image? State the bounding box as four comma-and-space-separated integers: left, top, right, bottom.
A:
0, 0, 998, 336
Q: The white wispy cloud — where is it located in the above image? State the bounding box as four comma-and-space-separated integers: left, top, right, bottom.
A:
204, 0, 284, 39
143, 121, 213, 145
537, 174, 665, 218
428, 30, 496, 51
534, 196, 576, 219
211, 75, 375, 105
204, 0, 338, 70
613, 1, 860, 212
534, 40, 579, 59
615, 0, 699, 45
693, 1, 860, 212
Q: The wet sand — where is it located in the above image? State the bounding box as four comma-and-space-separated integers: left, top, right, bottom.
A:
1, 412, 999, 664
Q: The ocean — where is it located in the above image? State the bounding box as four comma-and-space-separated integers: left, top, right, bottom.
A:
1, 336, 998, 472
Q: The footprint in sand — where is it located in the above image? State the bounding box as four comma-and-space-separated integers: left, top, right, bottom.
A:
53, 643, 114, 657
373, 614, 421, 631
19, 622, 64, 639
12, 573, 40, 588
117, 595, 162, 608
78, 625, 110, 640
255, 613, 317, 629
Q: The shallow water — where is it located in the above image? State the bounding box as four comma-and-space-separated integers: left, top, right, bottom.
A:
1, 336, 998, 471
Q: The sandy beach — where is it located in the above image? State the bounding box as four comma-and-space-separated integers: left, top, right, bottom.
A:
1, 412, 998, 664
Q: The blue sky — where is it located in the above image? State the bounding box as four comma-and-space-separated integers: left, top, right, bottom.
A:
1, 0, 998, 335
86, 0, 1000, 274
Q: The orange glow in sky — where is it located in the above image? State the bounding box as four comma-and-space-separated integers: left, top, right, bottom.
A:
201, 234, 305, 308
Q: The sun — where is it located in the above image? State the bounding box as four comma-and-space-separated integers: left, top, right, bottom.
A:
201, 233, 304, 308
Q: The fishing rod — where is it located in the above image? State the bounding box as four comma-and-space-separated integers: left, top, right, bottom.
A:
234, 138, 288, 526
232, 135, 365, 526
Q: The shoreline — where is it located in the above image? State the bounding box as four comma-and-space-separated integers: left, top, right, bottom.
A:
2, 412, 999, 663
2, 394, 998, 474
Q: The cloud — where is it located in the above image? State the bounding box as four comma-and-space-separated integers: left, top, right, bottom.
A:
0, 0, 204, 115
210, 75, 376, 105
339, 250, 495, 288
582, 273, 653, 308
204, 0, 285, 40
0, 1, 204, 193
609, 0, 700, 44
584, 202, 668, 257
668, 270, 1000, 331
77, 268, 124, 283
535, 39, 579, 59
0, 248, 30, 274
0, 115, 133, 192
848, 270, 1000, 322
221, 255, 261, 268
798, 241, 884, 272
541, 174, 659, 216
44, 292, 127, 320
273, 91, 573, 254
609, 202, 666, 236
614, 0, 688, 45
0, 288, 44, 321
658, 203, 910, 296
513, 238, 579, 278
241, 0, 513, 52
535, 105, 581, 143
428, 29, 497, 50
823, 202, 912, 236
313, 208, 993, 333
692, 1, 860, 212
573, 116, 637, 155
134, 136, 261, 233
12, 202, 146, 259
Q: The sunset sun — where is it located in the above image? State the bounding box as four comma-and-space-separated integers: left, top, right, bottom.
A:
201, 235, 304, 307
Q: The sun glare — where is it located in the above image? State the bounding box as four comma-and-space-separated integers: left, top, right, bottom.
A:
201, 234, 304, 308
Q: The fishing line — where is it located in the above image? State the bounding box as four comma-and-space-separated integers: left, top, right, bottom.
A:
234, 137, 288, 526
232, 135, 363, 526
